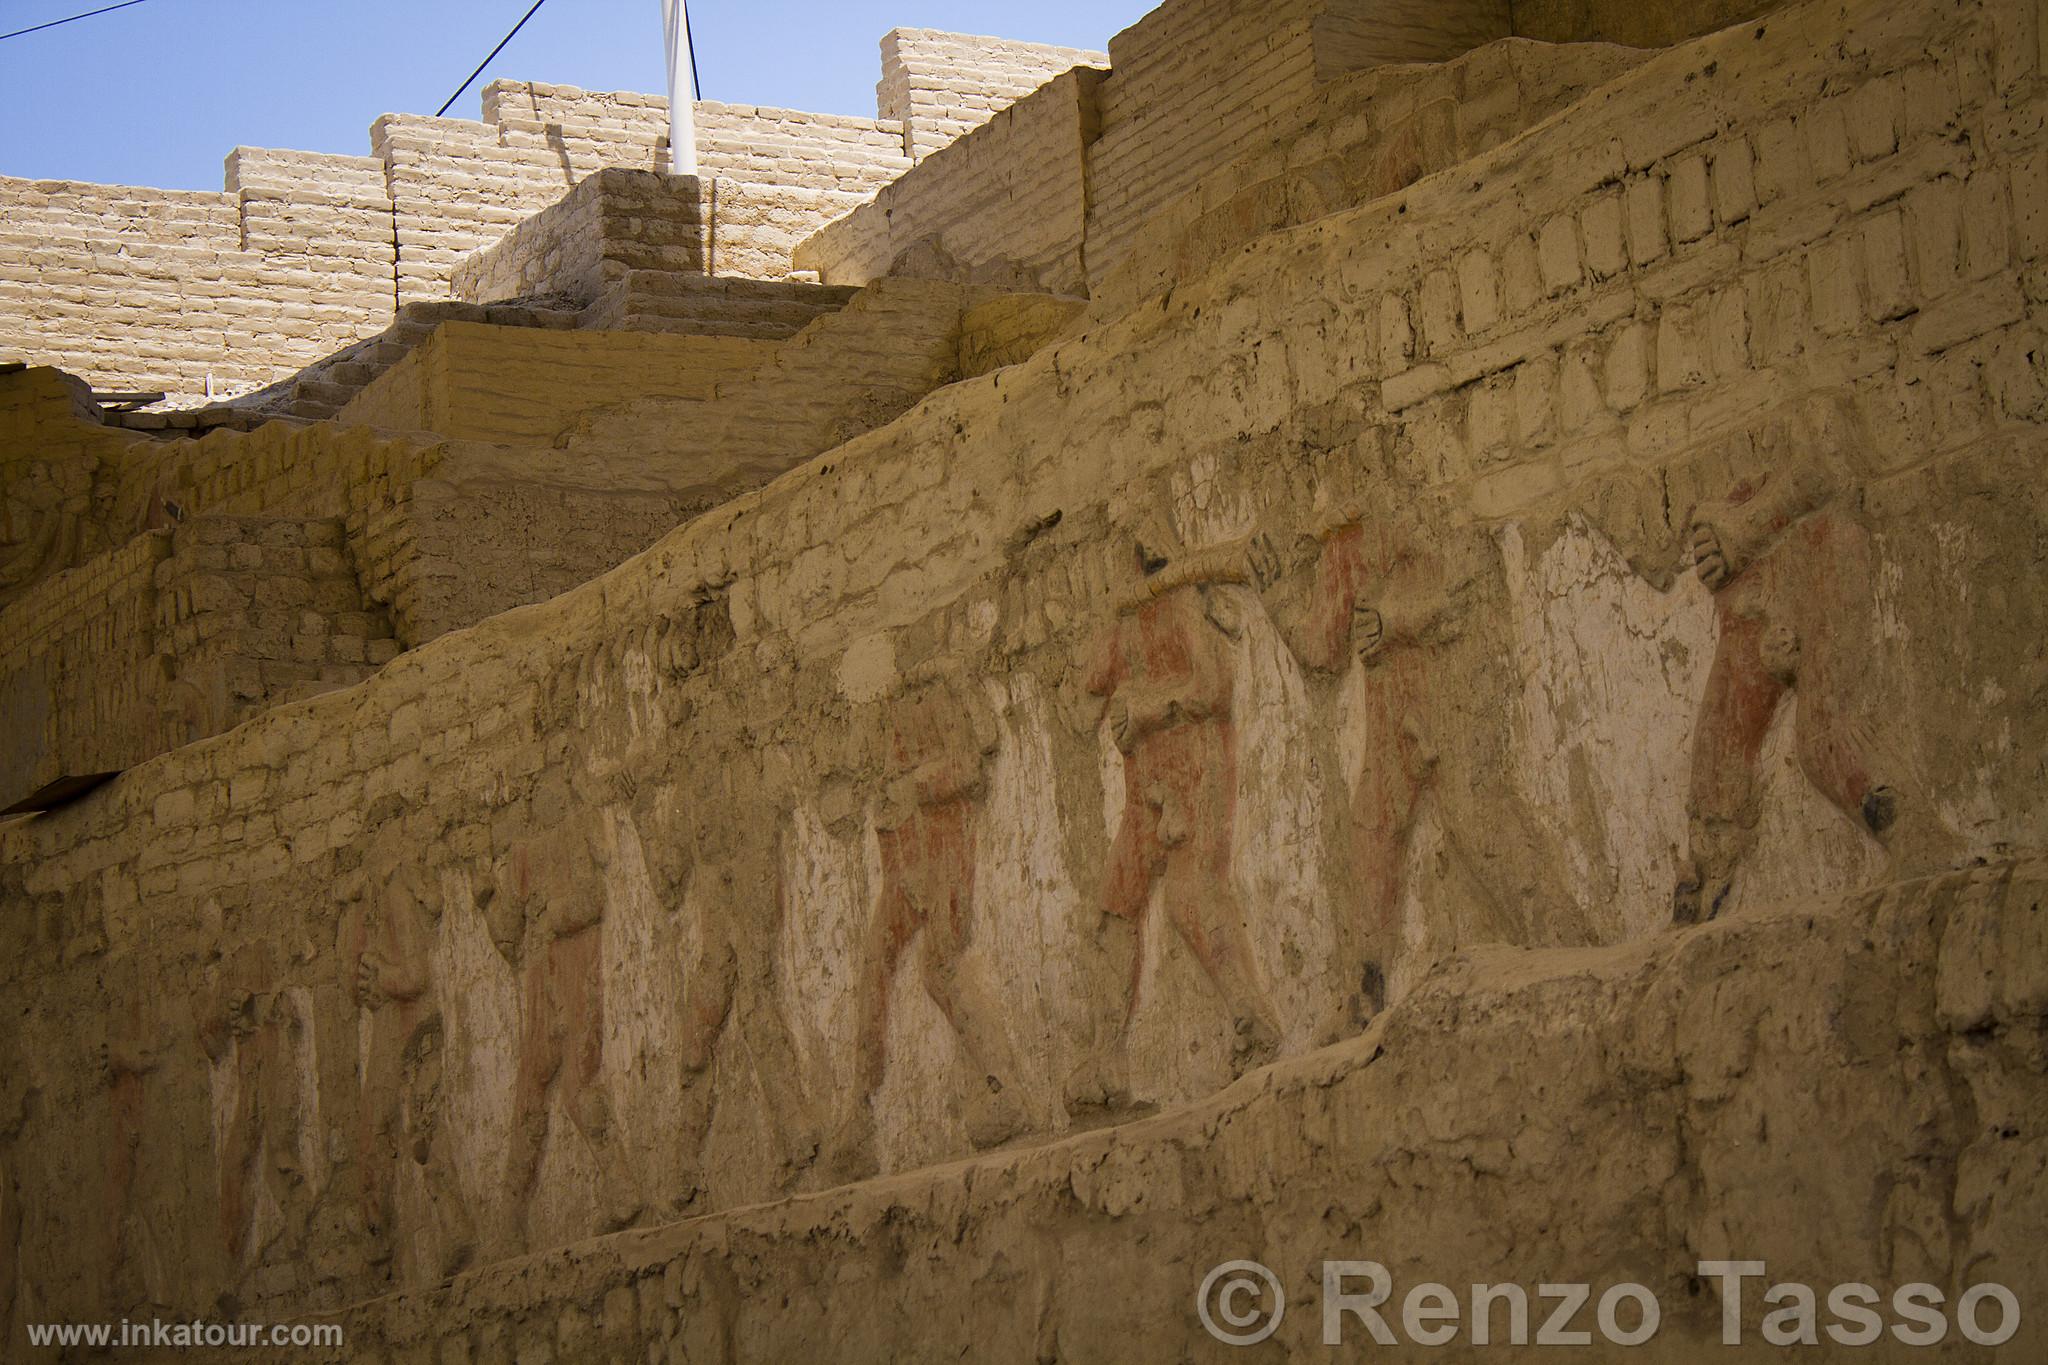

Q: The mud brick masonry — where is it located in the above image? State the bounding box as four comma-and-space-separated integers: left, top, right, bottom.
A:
5, 0, 2048, 1360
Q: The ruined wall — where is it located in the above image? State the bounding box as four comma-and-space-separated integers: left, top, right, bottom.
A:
877, 28, 1110, 160
324, 865, 2048, 1362
1095, 37, 1643, 312
1081, 0, 1517, 286
795, 68, 1108, 296
1512, 0, 1789, 47
2, 0, 2046, 1344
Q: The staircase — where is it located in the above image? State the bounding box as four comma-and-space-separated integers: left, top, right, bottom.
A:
585, 270, 862, 340
233, 296, 584, 423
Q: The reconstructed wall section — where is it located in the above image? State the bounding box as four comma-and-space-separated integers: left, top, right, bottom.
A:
795, 68, 1108, 295
0, 30, 1082, 406
1, 0, 2044, 1343
878, 28, 1109, 159
0, 149, 396, 407
1080, 0, 1517, 285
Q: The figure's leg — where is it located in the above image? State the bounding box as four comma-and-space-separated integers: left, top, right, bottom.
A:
915, 813, 1027, 1147
219, 1066, 262, 1263
357, 1031, 404, 1248
258, 1036, 310, 1258
0, 1162, 17, 1346
1677, 609, 1784, 924
1343, 725, 1426, 1026
851, 841, 920, 1100
502, 963, 561, 1249
105, 1087, 141, 1298
1062, 800, 1159, 1114
553, 935, 638, 1233
404, 1033, 475, 1278
672, 929, 737, 1203
1164, 803, 1283, 1074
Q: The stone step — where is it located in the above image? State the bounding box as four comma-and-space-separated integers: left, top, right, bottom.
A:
292, 379, 357, 409
321, 360, 378, 388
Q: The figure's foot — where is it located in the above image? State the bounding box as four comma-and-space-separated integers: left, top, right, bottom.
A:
821, 1105, 879, 1185
1673, 866, 1730, 925
1229, 1014, 1283, 1077
1862, 786, 1900, 836
963, 1076, 1029, 1150
597, 1186, 644, 1235
435, 1212, 477, 1280
1062, 1047, 1132, 1117
1312, 962, 1385, 1048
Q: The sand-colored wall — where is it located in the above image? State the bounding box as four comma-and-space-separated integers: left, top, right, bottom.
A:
0, 0, 2043, 1341
338, 323, 775, 447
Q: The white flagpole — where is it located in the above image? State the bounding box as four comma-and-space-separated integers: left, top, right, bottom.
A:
661, 0, 699, 176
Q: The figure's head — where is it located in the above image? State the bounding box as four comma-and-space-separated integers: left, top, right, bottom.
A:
1131, 509, 1181, 578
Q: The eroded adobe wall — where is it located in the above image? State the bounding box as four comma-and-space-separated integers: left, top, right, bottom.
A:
1513, 0, 1791, 48
1092, 37, 1647, 314
1080, 0, 1517, 287
322, 864, 2048, 1362
1, 0, 2046, 1341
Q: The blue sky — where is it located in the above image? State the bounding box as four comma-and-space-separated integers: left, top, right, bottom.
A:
0, 0, 1148, 191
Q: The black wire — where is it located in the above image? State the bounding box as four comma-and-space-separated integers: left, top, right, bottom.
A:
684, 5, 701, 101
436, 0, 549, 118
0, 0, 155, 44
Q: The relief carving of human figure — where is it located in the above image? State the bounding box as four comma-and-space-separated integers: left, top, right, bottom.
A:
0, 1034, 33, 1346
342, 826, 474, 1280
102, 955, 170, 1308
493, 811, 642, 1248
193, 941, 310, 1268
1675, 452, 1943, 921
1252, 496, 1581, 1025
1066, 513, 1283, 1112
829, 653, 1023, 1175
631, 714, 816, 1210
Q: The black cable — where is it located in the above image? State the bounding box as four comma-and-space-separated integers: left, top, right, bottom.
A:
0, 0, 156, 44
436, 0, 549, 118
684, 5, 701, 101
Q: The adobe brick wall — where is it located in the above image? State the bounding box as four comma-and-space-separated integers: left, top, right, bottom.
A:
795, 68, 1109, 296
878, 28, 1109, 159
0, 33, 1072, 407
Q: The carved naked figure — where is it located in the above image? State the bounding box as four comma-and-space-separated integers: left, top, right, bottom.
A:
654, 740, 816, 1202
103, 957, 159, 1303
1256, 502, 1574, 1028
1068, 519, 1283, 1111
194, 941, 310, 1266
1675, 454, 1922, 921
343, 845, 474, 1278
834, 662, 1021, 1171
498, 817, 641, 1246
0, 1038, 32, 1346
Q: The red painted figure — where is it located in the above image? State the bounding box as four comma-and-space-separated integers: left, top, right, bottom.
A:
499, 818, 641, 1247
1677, 455, 1909, 922
1256, 503, 1566, 1029
836, 668, 1021, 1170
194, 941, 308, 1267
1069, 523, 1282, 1109
344, 852, 474, 1278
